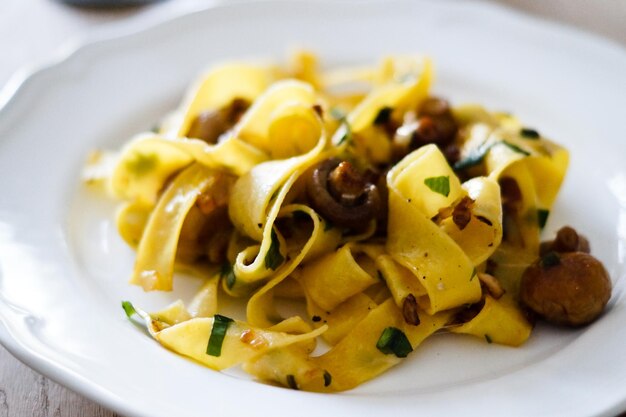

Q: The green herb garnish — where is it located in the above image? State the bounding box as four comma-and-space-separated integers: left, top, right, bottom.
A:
206, 314, 234, 357
329, 107, 346, 120
337, 126, 352, 145
323, 371, 332, 387
323, 220, 334, 231
286, 374, 299, 390
453, 142, 494, 170
470, 267, 477, 281
376, 327, 413, 358
537, 209, 550, 229
121, 301, 137, 319
269, 188, 279, 202
330, 108, 352, 145
485, 334, 493, 344
520, 128, 540, 139
424, 176, 450, 197
373, 106, 393, 125
455, 140, 530, 171
265, 229, 285, 271
501, 140, 531, 156
220, 262, 236, 290
125, 152, 158, 177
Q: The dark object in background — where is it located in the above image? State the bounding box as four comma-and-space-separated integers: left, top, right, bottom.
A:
57, 0, 165, 8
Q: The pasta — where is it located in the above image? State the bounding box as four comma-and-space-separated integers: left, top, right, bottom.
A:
88, 51, 577, 392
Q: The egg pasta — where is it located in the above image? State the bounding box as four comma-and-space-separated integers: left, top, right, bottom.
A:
88, 52, 568, 391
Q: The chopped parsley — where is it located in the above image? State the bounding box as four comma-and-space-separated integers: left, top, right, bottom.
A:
501, 140, 531, 156
373, 106, 393, 125
324, 220, 334, 231
537, 209, 550, 229
453, 142, 493, 170
454, 140, 529, 171
330, 107, 352, 145
336, 125, 352, 145
121, 301, 137, 319
520, 128, 540, 139
220, 262, 236, 290
424, 176, 450, 197
329, 107, 346, 120
485, 334, 493, 344
269, 189, 279, 202
125, 152, 158, 177
264, 229, 285, 271
470, 267, 477, 281
323, 371, 332, 387
206, 314, 234, 357
286, 374, 299, 390
376, 327, 413, 358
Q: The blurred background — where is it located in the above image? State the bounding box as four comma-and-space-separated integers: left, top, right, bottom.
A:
1, 0, 625, 88
0, 0, 624, 416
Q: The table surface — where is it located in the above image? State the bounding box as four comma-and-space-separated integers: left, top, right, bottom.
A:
0, 0, 624, 415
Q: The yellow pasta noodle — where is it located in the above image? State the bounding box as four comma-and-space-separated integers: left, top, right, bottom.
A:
92, 52, 576, 392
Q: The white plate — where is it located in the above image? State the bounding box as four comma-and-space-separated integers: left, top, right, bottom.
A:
1, 1, 625, 416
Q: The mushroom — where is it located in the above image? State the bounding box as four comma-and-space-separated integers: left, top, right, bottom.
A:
402, 294, 421, 325
520, 251, 611, 326
392, 96, 459, 162
187, 98, 249, 143
411, 97, 458, 148
540, 225, 590, 255
305, 158, 381, 230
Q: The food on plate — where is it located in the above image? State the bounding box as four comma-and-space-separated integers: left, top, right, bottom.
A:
85, 51, 612, 392
521, 227, 611, 326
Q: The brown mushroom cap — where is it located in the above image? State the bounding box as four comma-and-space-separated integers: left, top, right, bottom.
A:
187, 98, 249, 143
305, 158, 381, 230
540, 225, 591, 255
520, 252, 611, 326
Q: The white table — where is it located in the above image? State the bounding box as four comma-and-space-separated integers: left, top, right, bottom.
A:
0, 0, 624, 415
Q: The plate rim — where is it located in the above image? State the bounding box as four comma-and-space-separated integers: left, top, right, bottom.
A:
1, 1, 626, 417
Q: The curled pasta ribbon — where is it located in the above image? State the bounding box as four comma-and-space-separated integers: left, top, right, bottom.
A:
245, 299, 451, 392
234, 79, 321, 158
486, 130, 568, 235
332, 56, 432, 162
391, 144, 464, 217
376, 254, 427, 312
166, 62, 279, 137
227, 133, 331, 289
386, 145, 481, 314
116, 200, 152, 247
300, 243, 380, 312
456, 109, 569, 254
107, 54, 579, 392
129, 163, 222, 291
449, 294, 532, 347
133, 304, 327, 371
246, 204, 340, 328
305, 292, 378, 346
111, 133, 267, 205
441, 177, 503, 266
